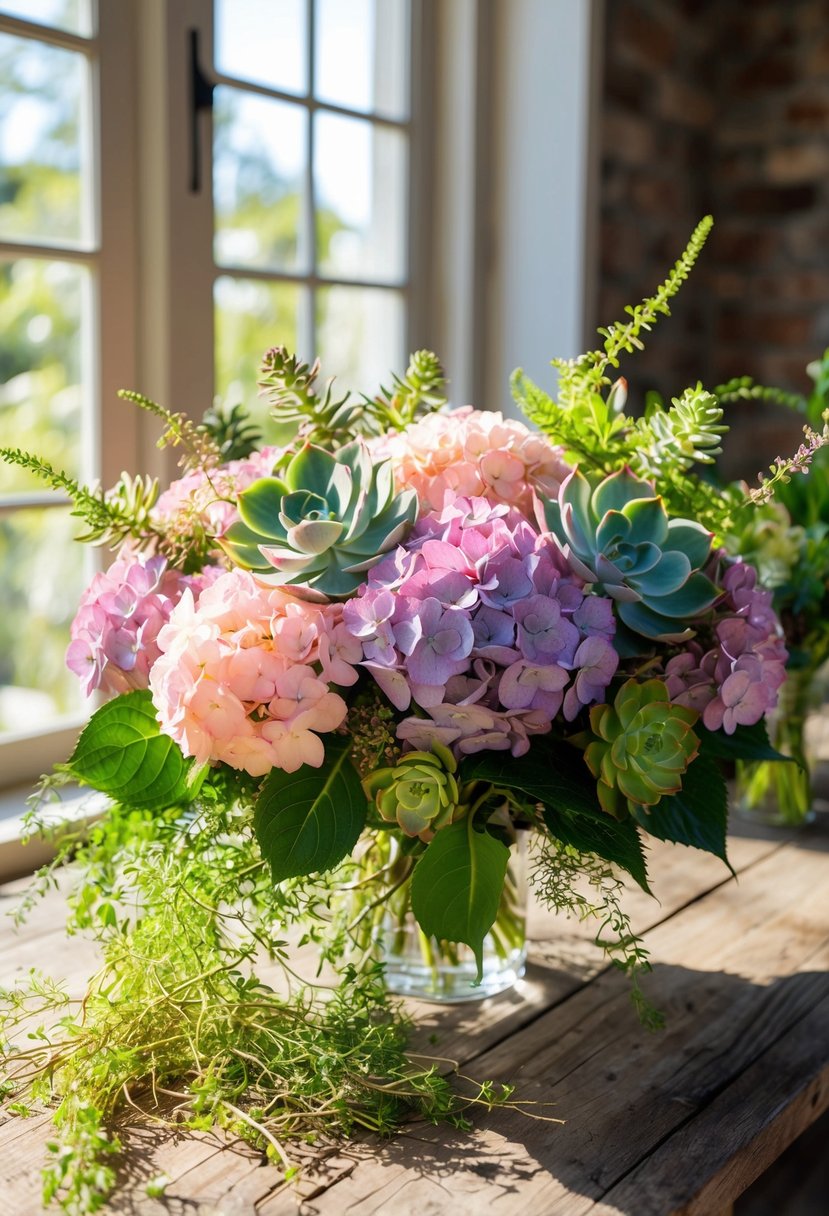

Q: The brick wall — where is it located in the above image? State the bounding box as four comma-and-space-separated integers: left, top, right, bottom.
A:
597, 0, 829, 481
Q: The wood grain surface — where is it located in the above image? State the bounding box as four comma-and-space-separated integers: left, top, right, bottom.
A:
1, 818, 826, 1216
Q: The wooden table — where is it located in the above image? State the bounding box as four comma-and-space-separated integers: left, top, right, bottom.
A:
1, 815, 828, 1215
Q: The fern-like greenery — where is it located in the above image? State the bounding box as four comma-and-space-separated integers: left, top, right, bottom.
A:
0, 449, 162, 549
117, 389, 221, 471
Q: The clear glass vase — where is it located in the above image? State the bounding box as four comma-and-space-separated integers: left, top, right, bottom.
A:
735, 664, 824, 827
379, 832, 528, 1003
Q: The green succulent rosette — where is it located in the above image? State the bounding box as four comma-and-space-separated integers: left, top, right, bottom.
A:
542, 466, 719, 642
363, 743, 461, 841
584, 678, 700, 817
220, 441, 418, 598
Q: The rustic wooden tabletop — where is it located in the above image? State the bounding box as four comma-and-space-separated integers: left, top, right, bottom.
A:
1, 814, 827, 1216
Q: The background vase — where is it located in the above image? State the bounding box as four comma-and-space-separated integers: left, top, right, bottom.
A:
380, 832, 528, 1003
735, 663, 829, 827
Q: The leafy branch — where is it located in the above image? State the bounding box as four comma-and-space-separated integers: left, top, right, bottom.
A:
117, 390, 221, 472
0, 449, 162, 549
530, 834, 663, 1029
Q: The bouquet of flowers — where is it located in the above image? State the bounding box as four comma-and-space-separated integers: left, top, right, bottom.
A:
2, 217, 823, 1213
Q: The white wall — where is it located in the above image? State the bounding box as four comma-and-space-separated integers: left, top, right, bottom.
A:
484, 0, 602, 416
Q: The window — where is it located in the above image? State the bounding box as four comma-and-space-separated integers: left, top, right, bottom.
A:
0, 1, 137, 787
211, 0, 412, 419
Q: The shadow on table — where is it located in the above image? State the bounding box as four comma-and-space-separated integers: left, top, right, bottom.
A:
293, 962, 829, 1215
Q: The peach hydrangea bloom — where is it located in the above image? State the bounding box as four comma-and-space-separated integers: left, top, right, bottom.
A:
149, 568, 360, 777
378, 408, 572, 517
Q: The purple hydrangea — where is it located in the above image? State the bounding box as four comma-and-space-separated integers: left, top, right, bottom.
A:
342, 495, 619, 756
663, 557, 787, 734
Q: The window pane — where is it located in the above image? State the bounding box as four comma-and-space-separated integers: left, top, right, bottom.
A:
0, 258, 90, 495
0, 1, 93, 37
214, 87, 308, 273
314, 113, 406, 282
0, 33, 92, 247
0, 506, 87, 735
315, 0, 409, 118
215, 275, 305, 440
214, 0, 307, 96
316, 285, 404, 394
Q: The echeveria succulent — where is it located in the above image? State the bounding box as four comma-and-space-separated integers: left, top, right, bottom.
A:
541, 467, 718, 642
584, 678, 700, 816
220, 441, 418, 598
363, 743, 461, 840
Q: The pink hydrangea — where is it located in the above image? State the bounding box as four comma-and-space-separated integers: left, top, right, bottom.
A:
376, 408, 572, 518
66, 549, 219, 698
149, 569, 358, 777
152, 446, 285, 539
342, 495, 618, 757
664, 558, 787, 734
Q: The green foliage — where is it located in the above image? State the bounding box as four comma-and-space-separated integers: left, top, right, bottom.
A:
258, 346, 447, 448
253, 738, 367, 882
697, 718, 790, 764
632, 754, 730, 867
529, 833, 663, 1030
363, 743, 460, 839
65, 690, 204, 810
463, 740, 650, 893
0, 447, 163, 550
713, 374, 805, 415
117, 389, 221, 472
631, 384, 727, 479
1, 785, 517, 1214
198, 401, 264, 461
410, 818, 511, 977
367, 350, 448, 432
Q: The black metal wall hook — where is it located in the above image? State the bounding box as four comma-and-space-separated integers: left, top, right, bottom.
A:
189, 27, 215, 194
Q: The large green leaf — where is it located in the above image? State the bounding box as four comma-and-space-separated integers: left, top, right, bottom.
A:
698, 719, 792, 764
633, 754, 732, 869
464, 741, 650, 892
66, 690, 200, 809
410, 819, 510, 978
254, 736, 366, 882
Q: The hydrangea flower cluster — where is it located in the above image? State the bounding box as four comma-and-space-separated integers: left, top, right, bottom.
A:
149, 568, 358, 776
664, 558, 788, 734
342, 495, 619, 757
153, 445, 285, 539
66, 549, 217, 697
378, 408, 572, 516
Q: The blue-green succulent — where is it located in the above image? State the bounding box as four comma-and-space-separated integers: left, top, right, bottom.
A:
541, 466, 719, 641
220, 441, 418, 598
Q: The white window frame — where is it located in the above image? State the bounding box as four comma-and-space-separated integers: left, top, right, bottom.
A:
0, 0, 602, 867
0, 1, 143, 790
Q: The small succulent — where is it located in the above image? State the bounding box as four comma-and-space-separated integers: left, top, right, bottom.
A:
541, 466, 719, 642
220, 441, 418, 598
363, 743, 461, 840
584, 678, 700, 817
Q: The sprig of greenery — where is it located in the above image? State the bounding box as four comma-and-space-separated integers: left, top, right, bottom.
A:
712, 374, 805, 415
366, 350, 447, 432
1, 782, 520, 1214
117, 390, 221, 471
258, 346, 361, 446
529, 834, 663, 1030
554, 215, 713, 410
0, 449, 163, 549
198, 401, 264, 461
631, 384, 727, 479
